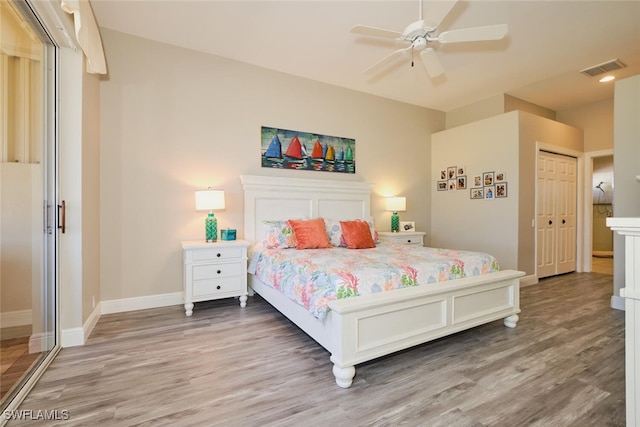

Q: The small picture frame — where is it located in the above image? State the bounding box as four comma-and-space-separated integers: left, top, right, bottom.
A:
400, 221, 415, 232
457, 176, 467, 190
483, 172, 494, 186
470, 188, 484, 199
440, 170, 447, 180
484, 185, 496, 199
496, 182, 508, 198
496, 172, 506, 182
448, 179, 457, 191
447, 166, 457, 180
474, 175, 482, 187
437, 180, 448, 191
457, 165, 466, 176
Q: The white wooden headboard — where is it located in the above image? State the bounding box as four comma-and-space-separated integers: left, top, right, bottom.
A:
240, 175, 373, 243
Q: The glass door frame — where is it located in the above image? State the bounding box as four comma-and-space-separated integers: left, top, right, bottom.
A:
1, 0, 60, 416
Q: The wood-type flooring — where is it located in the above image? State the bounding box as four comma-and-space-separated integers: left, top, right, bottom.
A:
9, 272, 624, 426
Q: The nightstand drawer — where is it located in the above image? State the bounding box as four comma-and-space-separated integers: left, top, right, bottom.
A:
378, 231, 425, 246
188, 247, 243, 262
395, 236, 422, 245
193, 276, 243, 298
192, 262, 242, 280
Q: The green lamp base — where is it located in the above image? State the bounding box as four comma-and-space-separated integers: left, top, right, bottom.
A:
205, 212, 218, 242
391, 212, 399, 232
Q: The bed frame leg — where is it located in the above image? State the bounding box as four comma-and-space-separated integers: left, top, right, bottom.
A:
504, 314, 519, 328
332, 364, 356, 388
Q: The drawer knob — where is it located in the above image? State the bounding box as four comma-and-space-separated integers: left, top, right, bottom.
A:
216, 253, 221, 258
216, 285, 221, 290
217, 269, 222, 274
407, 239, 412, 243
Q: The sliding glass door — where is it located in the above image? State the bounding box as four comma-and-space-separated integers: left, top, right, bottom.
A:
1, 0, 59, 412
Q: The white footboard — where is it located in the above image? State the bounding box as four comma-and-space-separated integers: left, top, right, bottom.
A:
327, 269, 524, 387
251, 269, 523, 388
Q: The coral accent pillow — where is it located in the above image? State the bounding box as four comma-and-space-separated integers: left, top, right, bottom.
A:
340, 220, 376, 249
289, 218, 332, 250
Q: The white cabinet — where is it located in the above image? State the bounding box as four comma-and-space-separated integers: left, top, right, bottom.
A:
378, 231, 425, 246
181, 240, 250, 316
607, 217, 640, 427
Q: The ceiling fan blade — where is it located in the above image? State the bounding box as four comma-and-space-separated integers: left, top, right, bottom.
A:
420, 48, 445, 78
364, 46, 412, 75
422, 0, 458, 29
351, 25, 402, 39
437, 24, 508, 43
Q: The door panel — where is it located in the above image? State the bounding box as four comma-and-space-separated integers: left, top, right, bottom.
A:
0, 0, 57, 412
537, 151, 577, 279
537, 154, 557, 278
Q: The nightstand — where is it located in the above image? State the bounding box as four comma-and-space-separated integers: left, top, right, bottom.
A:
378, 231, 425, 246
181, 240, 250, 316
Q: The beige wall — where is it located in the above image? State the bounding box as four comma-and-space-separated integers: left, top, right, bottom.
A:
446, 94, 556, 129
431, 112, 520, 270
0, 163, 39, 314
98, 29, 445, 301
612, 75, 640, 302
557, 99, 613, 153
81, 67, 101, 322
517, 111, 584, 276
432, 110, 583, 277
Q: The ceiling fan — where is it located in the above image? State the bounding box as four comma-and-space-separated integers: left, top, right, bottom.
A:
351, 0, 508, 78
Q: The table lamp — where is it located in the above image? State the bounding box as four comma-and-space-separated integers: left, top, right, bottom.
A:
385, 196, 406, 232
195, 188, 225, 242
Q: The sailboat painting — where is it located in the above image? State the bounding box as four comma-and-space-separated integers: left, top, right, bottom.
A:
261, 126, 355, 174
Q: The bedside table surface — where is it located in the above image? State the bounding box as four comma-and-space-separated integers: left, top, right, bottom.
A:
181, 239, 250, 249
378, 231, 425, 236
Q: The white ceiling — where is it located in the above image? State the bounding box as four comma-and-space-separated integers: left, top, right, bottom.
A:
91, 0, 640, 112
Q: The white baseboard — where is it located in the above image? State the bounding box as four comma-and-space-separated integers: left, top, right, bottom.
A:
1, 309, 32, 327
61, 303, 101, 348
100, 292, 182, 315
61, 327, 85, 347
520, 274, 538, 287
611, 294, 626, 311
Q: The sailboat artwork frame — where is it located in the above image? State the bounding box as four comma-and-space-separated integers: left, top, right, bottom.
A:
261, 126, 356, 174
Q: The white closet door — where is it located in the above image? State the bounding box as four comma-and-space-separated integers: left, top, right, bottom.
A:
536, 151, 577, 279
537, 152, 558, 278
556, 155, 577, 274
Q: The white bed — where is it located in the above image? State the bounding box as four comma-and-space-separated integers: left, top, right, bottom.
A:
241, 174, 524, 388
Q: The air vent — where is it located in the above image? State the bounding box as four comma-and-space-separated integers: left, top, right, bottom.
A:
580, 59, 626, 77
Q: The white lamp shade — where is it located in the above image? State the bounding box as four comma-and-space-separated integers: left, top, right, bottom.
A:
195, 189, 225, 211
385, 196, 406, 212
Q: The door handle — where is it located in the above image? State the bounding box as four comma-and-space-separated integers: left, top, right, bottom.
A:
57, 200, 66, 234
548, 220, 553, 225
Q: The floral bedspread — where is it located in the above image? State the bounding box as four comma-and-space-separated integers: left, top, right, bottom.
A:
249, 243, 500, 321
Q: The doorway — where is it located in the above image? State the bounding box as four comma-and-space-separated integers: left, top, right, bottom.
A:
589, 153, 614, 275
536, 150, 578, 279
1, 0, 59, 413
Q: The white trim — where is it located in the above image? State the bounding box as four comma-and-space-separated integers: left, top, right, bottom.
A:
519, 274, 538, 287
583, 149, 614, 273
60, 326, 84, 347
100, 292, 183, 315
535, 143, 584, 275
612, 294, 626, 311
60, 293, 182, 347
0, 309, 32, 327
